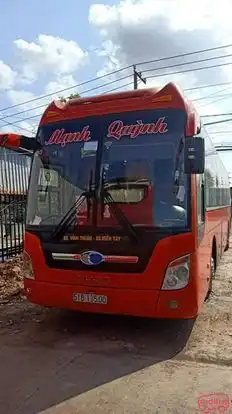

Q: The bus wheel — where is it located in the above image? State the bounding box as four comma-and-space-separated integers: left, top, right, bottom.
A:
205, 255, 216, 301
224, 224, 230, 251
225, 240, 229, 252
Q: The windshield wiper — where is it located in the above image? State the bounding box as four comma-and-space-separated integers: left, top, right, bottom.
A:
47, 191, 92, 240
47, 170, 94, 241
47, 169, 140, 243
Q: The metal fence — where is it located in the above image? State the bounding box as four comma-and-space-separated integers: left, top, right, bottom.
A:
0, 148, 31, 261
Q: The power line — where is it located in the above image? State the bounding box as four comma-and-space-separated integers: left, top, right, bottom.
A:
0, 74, 132, 126
215, 143, 232, 147
202, 113, 232, 117
208, 131, 232, 134
197, 92, 232, 109
2, 77, 232, 130
0, 102, 46, 121
0, 118, 35, 134
205, 118, 232, 126
136, 43, 232, 67
0, 65, 132, 114
2, 79, 232, 127
0, 77, 134, 131
147, 61, 232, 80
191, 84, 232, 102
2, 43, 232, 131
184, 81, 232, 92
3, 82, 232, 132
1, 42, 232, 116
142, 52, 232, 74
102, 80, 133, 94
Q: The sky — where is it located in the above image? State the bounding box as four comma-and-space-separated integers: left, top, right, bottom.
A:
1, 0, 232, 144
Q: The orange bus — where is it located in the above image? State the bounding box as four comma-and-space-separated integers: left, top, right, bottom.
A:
0, 82, 231, 319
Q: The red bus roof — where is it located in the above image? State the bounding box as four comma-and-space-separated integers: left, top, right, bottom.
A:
39, 82, 200, 136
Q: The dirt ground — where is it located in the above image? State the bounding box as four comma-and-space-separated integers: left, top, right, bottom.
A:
0, 254, 23, 301
0, 244, 232, 414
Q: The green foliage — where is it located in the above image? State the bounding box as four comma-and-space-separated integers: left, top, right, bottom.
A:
59, 92, 80, 101
68, 93, 80, 99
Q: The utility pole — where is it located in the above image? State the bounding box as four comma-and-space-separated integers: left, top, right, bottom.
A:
133, 65, 146, 90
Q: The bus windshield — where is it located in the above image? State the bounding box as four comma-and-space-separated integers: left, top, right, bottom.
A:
26, 108, 189, 232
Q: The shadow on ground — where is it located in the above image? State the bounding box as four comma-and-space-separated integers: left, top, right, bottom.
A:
0, 299, 195, 414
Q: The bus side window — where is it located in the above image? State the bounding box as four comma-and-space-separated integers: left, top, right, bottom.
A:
197, 174, 205, 225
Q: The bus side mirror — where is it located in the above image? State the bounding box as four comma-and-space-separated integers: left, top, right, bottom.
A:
184, 136, 205, 174
0, 133, 40, 153
0, 133, 21, 149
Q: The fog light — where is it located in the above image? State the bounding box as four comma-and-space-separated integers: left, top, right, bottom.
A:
168, 300, 179, 309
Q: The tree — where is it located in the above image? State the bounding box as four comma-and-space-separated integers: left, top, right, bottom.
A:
59, 93, 80, 102
68, 93, 80, 99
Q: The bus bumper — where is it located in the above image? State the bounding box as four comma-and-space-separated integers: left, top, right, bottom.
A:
24, 279, 199, 319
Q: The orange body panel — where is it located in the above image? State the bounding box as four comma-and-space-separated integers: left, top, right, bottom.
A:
195, 207, 231, 302
24, 229, 200, 319
190, 176, 231, 306
24, 230, 194, 291
24, 280, 200, 319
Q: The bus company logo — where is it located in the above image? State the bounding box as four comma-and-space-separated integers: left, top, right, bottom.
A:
45, 127, 91, 147
80, 251, 104, 266
106, 118, 168, 140
197, 392, 230, 413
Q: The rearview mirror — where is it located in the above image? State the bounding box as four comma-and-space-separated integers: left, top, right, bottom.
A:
0, 133, 40, 154
184, 136, 205, 174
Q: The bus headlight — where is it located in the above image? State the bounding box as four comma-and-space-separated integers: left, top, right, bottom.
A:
161, 255, 190, 290
22, 251, 35, 280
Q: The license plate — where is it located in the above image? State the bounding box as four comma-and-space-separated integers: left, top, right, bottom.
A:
72, 292, 108, 305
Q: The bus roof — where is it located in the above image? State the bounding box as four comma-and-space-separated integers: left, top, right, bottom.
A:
39, 82, 199, 135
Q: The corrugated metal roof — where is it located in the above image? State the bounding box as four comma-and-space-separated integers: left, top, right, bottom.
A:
0, 148, 31, 195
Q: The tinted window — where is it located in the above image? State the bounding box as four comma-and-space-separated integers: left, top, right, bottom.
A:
204, 129, 231, 208
27, 108, 190, 230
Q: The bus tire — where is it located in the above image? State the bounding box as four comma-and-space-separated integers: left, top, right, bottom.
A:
205, 245, 216, 301
225, 240, 229, 252
224, 222, 230, 251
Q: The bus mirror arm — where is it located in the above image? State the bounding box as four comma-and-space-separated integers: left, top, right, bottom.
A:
184, 136, 205, 174
0, 133, 41, 154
